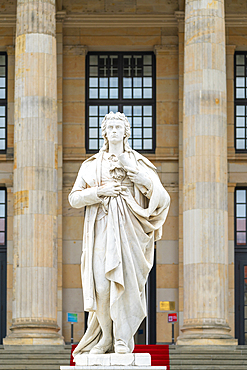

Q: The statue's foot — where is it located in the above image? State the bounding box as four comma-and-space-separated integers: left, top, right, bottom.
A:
115, 340, 130, 354
89, 341, 112, 354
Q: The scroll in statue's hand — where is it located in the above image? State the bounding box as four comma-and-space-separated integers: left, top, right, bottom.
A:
124, 166, 152, 189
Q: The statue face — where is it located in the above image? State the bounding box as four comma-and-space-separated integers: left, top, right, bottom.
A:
105, 120, 125, 145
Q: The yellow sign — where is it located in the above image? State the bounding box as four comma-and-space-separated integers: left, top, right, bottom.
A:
160, 301, 175, 311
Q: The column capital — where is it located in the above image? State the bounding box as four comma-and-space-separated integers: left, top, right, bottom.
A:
56, 10, 67, 24
226, 45, 237, 55
63, 45, 88, 56
6, 45, 15, 56
153, 44, 178, 56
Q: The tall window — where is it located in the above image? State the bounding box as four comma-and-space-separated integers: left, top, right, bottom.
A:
235, 188, 247, 246
86, 52, 156, 153
235, 52, 247, 151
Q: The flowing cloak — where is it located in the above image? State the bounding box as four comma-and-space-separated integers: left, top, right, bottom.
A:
68, 150, 170, 356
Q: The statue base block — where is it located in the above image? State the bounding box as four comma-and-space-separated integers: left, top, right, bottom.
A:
60, 353, 167, 369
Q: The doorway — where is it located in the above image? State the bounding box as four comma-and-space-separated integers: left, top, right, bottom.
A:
235, 253, 247, 344
0, 251, 6, 344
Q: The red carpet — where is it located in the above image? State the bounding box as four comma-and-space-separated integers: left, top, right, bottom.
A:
70, 344, 170, 368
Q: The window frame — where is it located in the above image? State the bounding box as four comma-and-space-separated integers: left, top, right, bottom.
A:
0, 187, 7, 251
235, 187, 247, 249
85, 51, 156, 154
234, 51, 247, 153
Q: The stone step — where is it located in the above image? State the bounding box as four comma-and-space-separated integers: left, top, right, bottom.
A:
170, 367, 247, 370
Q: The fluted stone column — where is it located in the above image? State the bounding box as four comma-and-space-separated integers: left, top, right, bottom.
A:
177, 0, 237, 345
4, 0, 64, 345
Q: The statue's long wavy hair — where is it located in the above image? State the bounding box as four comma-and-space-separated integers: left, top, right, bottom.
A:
100, 112, 132, 152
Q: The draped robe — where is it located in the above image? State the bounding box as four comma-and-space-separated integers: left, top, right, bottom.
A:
68, 150, 170, 356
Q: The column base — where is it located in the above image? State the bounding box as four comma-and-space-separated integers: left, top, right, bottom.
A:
3, 321, 64, 346
176, 321, 238, 346
176, 337, 238, 345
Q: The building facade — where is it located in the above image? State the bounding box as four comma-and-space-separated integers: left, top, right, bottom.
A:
0, 0, 246, 347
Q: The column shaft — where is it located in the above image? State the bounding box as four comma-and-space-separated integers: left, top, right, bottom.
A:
4, 0, 64, 345
177, 0, 237, 345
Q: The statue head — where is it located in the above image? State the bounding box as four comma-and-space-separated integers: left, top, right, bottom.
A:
100, 111, 131, 152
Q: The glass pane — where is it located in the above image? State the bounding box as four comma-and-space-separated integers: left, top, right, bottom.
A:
99, 89, 108, 99
237, 232, 246, 244
133, 78, 142, 88
236, 77, 245, 87
89, 139, 98, 150
123, 78, 132, 87
89, 66, 98, 76
245, 320, 247, 331
89, 128, 98, 138
0, 128, 5, 139
237, 218, 246, 231
124, 68, 132, 77
123, 89, 132, 99
89, 117, 98, 127
0, 232, 4, 245
143, 55, 152, 65
0, 106, 5, 116
0, 117, 5, 127
0, 140, 5, 150
133, 106, 142, 116
89, 55, 98, 65
143, 88, 152, 98
143, 77, 152, 87
236, 66, 245, 76
0, 55, 5, 65
109, 106, 118, 113
237, 190, 246, 203
236, 117, 245, 127
236, 55, 245, 65
237, 106, 245, 115
123, 55, 132, 66
0, 204, 4, 217
99, 138, 104, 148
123, 106, 132, 116
133, 128, 142, 138
144, 106, 152, 116
0, 219, 5, 232
133, 89, 142, 98
237, 88, 245, 98
109, 89, 118, 99
0, 90, 5, 99
99, 106, 108, 115
0, 191, 5, 203
236, 139, 245, 149
0, 67, 5, 77
144, 128, 152, 138
143, 66, 152, 76
133, 139, 142, 149
144, 139, 152, 149
89, 106, 98, 116
89, 89, 98, 99
89, 78, 98, 87
133, 117, 142, 127
100, 78, 108, 87
110, 77, 118, 87
143, 117, 152, 126
237, 204, 246, 217
237, 128, 245, 138
245, 306, 247, 317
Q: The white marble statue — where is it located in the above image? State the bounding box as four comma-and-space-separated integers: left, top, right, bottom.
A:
69, 112, 170, 357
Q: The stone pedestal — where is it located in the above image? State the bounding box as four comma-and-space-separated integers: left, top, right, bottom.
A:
177, 0, 237, 345
61, 353, 167, 370
3, 0, 64, 346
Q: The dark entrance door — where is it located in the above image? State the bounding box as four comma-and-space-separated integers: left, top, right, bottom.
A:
235, 253, 247, 344
0, 250, 6, 344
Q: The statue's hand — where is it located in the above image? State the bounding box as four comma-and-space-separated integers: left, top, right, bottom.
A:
124, 166, 152, 189
97, 183, 122, 197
